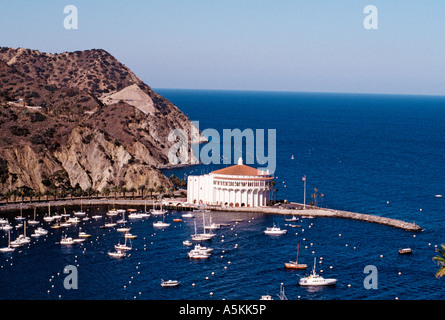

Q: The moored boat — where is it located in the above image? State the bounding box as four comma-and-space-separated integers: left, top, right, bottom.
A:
284, 244, 307, 269
161, 279, 180, 287
299, 258, 337, 286
264, 224, 287, 235
398, 248, 413, 255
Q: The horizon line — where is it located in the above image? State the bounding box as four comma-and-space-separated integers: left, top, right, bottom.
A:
153, 87, 445, 98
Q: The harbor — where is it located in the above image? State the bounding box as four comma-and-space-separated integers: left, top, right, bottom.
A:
0, 202, 440, 300
0, 198, 422, 232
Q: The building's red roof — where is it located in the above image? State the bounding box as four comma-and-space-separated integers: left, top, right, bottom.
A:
211, 164, 270, 177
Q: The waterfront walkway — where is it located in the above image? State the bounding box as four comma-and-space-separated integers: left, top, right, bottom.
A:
0, 199, 422, 231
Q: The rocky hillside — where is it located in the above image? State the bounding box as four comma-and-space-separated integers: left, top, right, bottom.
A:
0, 47, 204, 195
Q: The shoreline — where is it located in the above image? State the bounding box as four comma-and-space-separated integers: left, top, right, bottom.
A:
0, 199, 422, 232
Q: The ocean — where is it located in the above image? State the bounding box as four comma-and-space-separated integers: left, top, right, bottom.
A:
0, 89, 444, 300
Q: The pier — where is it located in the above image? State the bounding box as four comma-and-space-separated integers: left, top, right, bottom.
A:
0, 199, 422, 231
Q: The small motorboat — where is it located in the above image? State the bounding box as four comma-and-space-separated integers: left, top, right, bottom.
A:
78, 231, 91, 238
161, 279, 180, 287
128, 212, 143, 219
183, 240, 193, 246
124, 232, 138, 239
108, 249, 126, 258
117, 226, 131, 233
398, 248, 413, 255
182, 213, 194, 218
153, 221, 171, 228
264, 224, 287, 235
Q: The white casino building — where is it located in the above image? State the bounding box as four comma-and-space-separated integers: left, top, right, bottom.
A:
187, 158, 273, 207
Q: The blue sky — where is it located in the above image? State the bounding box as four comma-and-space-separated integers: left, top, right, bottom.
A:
1, 1, 445, 95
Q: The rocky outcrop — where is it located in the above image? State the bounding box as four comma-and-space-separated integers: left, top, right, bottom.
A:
0, 47, 205, 194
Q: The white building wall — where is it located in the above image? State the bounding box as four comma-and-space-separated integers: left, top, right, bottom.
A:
187, 174, 271, 207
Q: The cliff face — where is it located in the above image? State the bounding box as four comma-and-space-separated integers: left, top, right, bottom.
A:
0, 47, 204, 194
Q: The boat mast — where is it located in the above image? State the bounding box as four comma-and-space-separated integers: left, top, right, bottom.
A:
296, 244, 300, 263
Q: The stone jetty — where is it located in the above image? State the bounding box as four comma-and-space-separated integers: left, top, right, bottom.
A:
210, 204, 422, 231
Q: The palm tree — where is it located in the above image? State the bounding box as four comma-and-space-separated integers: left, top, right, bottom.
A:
111, 186, 119, 199
433, 244, 445, 278
148, 187, 154, 200
138, 185, 146, 199
120, 187, 128, 199
101, 187, 111, 198
44, 189, 52, 201
157, 185, 165, 198
3, 191, 11, 203
129, 187, 137, 199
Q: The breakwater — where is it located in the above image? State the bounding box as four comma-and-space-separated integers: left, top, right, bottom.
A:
209, 203, 422, 232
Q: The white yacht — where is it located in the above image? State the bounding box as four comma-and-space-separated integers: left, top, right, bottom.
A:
264, 224, 287, 235
153, 220, 170, 228
187, 250, 210, 259
35, 227, 48, 235
299, 258, 337, 286
193, 244, 213, 254
60, 235, 75, 245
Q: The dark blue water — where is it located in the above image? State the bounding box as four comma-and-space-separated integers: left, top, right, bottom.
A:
1, 90, 445, 300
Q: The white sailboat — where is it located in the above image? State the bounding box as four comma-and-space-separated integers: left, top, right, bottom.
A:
152, 199, 167, 215
43, 204, 55, 222
28, 208, 39, 225
114, 236, 132, 251
140, 200, 151, 217
153, 213, 170, 228
117, 212, 131, 232
14, 207, 26, 221
0, 231, 15, 252
73, 198, 86, 216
